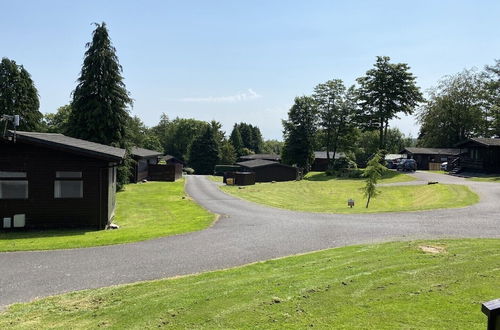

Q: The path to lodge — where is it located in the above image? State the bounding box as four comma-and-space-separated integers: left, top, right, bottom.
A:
1, 172, 499, 309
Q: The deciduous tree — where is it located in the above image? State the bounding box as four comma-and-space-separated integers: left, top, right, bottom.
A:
357, 56, 423, 149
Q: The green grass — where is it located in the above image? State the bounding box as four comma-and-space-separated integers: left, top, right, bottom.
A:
0, 180, 215, 252
467, 174, 500, 182
220, 171, 478, 213
1, 239, 498, 329
207, 175, 223, 183
425, 170, 447, 174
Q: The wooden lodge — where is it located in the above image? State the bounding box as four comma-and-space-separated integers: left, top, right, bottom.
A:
399, 147, 465, 170
455, 138, 500, 173
311, 151, 346, 171
236, 159, 298, 182
1, 131, 125, 230
237, 153, 281, 162
130, 148, 183, 182
130, 147, 163, 183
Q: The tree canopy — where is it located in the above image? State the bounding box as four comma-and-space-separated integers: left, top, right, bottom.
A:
188, 126, 220, 174
0, 57, 42, 131
67, 22, 132, 146
281, 96, 318, 172
357, 56, 423, 149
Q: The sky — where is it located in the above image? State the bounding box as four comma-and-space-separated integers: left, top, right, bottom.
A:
1, 0, 499, 140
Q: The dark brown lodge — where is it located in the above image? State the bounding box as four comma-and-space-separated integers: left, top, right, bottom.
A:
236, 159, 298, 182
130, 147, 163, 183
311, 151, 346, 171
399, 147, 464, 170
1, 131, 125, 230
455, 138, 500, 173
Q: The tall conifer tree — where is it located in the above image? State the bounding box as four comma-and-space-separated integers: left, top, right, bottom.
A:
0, 57, 42, 131
67, 22, 132, 146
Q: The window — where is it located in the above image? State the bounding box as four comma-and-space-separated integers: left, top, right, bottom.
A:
54, 171, 83, 198
0, 171, 28, 199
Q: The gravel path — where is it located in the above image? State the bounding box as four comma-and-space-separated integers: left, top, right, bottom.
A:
0, 172, 499, 308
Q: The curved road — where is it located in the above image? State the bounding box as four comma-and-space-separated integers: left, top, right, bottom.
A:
1, 172, 499, 308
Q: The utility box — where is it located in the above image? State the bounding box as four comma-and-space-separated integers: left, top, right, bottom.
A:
3, 217, 12, 229
13, 214, 26, 228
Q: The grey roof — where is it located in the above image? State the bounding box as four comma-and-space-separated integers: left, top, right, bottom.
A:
131, 147, 163, 158
9, 131, 125, 161
385, 154, 405, 160
236, 159, 294, 169
469, 138, 500, 146
400, 147, 463, 155
313, 151, 346, 159
162, 154, 185, 164
238, 153, 281, 161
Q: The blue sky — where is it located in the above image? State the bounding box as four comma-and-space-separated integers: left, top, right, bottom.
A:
2, 0, 499, 140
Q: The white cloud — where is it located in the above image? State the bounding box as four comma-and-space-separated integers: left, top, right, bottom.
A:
176, 89, 262, 103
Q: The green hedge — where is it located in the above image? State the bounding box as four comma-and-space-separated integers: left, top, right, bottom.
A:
214, 165, 241, 176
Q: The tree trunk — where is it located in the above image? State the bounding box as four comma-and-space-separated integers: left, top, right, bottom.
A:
366, 195, 371, 208
379, 117, 385, 150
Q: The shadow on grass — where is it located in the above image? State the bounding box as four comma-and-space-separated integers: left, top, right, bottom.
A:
305, 170, 402, 182
0, 228, 96, 240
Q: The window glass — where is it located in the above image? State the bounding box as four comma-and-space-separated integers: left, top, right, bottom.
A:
0, 171, 27, 178
0, 181, 28, 199
55, 180, 83, 198
56, 171, 82, 178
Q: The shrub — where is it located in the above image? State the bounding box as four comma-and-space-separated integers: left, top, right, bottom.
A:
183, 167, 195, 175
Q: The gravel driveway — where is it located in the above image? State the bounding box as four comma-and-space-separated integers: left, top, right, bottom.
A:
0, 172, 498, 308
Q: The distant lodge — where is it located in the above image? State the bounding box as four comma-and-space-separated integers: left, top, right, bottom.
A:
399, 147, 464, 171
311, 151, 346, 171
400, 138, 500, 173
236, 159, 298, 182
130, 147, 183, 183
1, 131, 125, 230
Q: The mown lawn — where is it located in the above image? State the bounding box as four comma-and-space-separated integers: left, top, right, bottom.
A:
1, 239, 498, 329
0, 180, 215, 252
220, 171, 478, 213
467, 174, 500, 182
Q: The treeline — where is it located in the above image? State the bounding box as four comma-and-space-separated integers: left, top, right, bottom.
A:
281, 56, 422, 172
281, 56, 499, 172
418, 62, 500, 147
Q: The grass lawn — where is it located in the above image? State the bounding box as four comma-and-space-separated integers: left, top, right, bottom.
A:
220, 171, 478, 213
1, 239, 498, 329
425, 170, 447, 174
0, 180, 215, 252
467, 174, 500, 182
207, 175, 223, 183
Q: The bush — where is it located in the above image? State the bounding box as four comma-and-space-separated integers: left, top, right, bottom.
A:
183, 167, 195, 175
326, 168, 363, 178
330, 157, 358, 171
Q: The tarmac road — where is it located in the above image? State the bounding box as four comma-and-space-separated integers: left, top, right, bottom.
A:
1, 172, 499, 308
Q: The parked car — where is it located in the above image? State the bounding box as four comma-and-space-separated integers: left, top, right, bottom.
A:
440, 162, 448, 171
397, 159, 417, 172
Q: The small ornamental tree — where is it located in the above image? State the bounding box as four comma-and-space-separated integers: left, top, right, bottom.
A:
362, 152, 387, 208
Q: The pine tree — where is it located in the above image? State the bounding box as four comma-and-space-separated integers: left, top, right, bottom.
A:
362, 152, 386, 208
229, 124, 244, 155
67, 22, 132, 146
0, 57, 42, 131
188, 127, 220, 174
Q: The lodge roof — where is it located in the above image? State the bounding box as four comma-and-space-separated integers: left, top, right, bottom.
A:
313, 151, 346, 159
238, 153, 281, 161
400, 147, 464, 155
131, 147, 163, 158
7, 131, 126, 161
236, 159, 294, 169
467, 137, 500, 147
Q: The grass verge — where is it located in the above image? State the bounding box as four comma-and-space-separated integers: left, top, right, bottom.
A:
220, 171, 478, 213
0, 180, 215, 252
467, 174, 500, 182
0, 239, 498, 329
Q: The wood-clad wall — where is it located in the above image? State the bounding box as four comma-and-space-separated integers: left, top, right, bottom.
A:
0, 140, 113, 229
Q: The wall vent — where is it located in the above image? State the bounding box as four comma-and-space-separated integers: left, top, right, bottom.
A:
13, 214, 25, 228
3, 217, 12, 229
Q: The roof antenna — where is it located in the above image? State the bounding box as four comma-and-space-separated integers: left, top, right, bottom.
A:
1, 114, 21, 142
